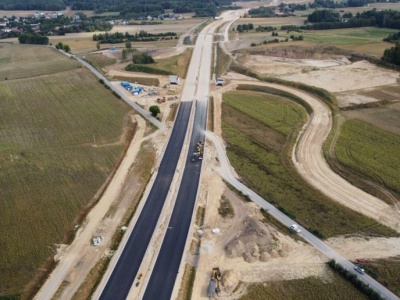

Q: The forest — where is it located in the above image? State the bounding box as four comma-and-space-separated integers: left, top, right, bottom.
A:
0, 0, 233, 18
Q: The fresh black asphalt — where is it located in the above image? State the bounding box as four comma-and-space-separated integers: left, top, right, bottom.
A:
99, 101, 192, 300
143, 99, 208, 300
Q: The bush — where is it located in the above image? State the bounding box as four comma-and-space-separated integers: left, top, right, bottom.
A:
132, 53, 154, 64
327, 260, 384, 300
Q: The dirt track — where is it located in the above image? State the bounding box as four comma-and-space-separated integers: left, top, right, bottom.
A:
216, 78, 400, 232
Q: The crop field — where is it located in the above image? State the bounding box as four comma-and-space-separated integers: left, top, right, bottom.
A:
0, 66, 131, 296
296, 27, 398, 56
334, 119, 400, 196
240, 268, 367, 300
222, 88, 397, 238
343, 101, 400, 136
0, 44, 79, 81
235, 24, 396, 56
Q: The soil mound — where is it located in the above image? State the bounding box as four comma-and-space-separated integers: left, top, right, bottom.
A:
225, 217, 288, 262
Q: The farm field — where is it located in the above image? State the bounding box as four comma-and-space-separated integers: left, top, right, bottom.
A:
0, 44, 80, 81
222, 87, 397, 238
334, 118, 400, 197
234, 26, 397, 57
84, 53, 117, 69
240, 267, 367, 300
0, 50, 132, 297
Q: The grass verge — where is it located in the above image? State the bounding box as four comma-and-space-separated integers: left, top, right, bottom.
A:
125, 48, 193, 78
328, 260, 383, 300
240, 266, 368, 300
215, 43, 231, 78
111, 75, 159, 87
176, 264, 196, 300
208, 96, 214, 131
222, 88, 397, 238
358, 256, 400, 297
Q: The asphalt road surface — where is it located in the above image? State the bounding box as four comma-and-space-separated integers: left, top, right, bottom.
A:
143, 100, 208, 300
98, 101, 192, 299
142, 17, 217, 299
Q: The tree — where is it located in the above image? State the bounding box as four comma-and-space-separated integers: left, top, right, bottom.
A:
382, 41, 400, 65
149, 105, 160, 117
96, 42, 100, 50
63, 44, 71, 53
126, 41, 132, 48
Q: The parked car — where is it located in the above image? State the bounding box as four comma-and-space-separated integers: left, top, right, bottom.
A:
354, 266, 365, 274
289, 224, 301, 233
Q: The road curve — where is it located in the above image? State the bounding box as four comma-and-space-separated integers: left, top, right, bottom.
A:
219, 81, 400, 232
206, 128, 399, 300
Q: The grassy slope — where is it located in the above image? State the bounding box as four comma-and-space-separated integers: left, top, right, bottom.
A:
0, 44, 79, 81
0, 46, 131, 296
222, 89, 397, 238
126, 48, 193, 78
335, 119, 400, 196
240, 268, 367, 300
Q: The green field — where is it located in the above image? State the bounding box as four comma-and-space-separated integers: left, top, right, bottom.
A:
236, 24, 396, 56
0, 44, 80, 81
222, 88, 397, 238
84, 53, 117, 70
126, 48, 193, 78
240, 268, 367, 300
335, 119, 400, 196
0, 45, 131, 297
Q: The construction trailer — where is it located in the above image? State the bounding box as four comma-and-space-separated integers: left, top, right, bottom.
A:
169, 75, 180, 85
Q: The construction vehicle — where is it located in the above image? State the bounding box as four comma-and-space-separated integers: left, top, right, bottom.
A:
207, 267, 222, 298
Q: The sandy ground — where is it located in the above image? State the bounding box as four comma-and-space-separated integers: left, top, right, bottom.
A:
187, 75, 400, 298
242, 56, 400, 93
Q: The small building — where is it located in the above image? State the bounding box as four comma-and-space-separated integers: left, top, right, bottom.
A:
169, 75, 180, 85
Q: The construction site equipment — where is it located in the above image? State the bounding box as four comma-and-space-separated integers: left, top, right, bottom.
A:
207, 267, 222, 298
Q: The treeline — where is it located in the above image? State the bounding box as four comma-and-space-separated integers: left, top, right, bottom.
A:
309, 0, 375, 9
18, 33, 49, 44
65, 0, 232, 18
248, 6, 275, 17
0, 0, 234, 18
0, 0, 65, 10
306, 9, 400, 30
235, 23, 254, 32
93, 31, 177, 43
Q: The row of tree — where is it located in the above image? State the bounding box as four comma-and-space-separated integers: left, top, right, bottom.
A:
18, 33, 49, 44
309, 0, 375, 9
92, 30, 177, 43
383, 31, 400, 43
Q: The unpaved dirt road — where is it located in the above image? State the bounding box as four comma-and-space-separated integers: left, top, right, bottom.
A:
214, 79, 400, 232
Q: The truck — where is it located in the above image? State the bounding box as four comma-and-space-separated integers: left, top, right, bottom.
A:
121, 81, 133, 90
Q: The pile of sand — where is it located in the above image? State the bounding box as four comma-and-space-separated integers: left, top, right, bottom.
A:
224, 217, 291, 263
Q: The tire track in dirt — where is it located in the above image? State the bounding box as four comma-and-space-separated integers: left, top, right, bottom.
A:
214, 80, 400, 232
